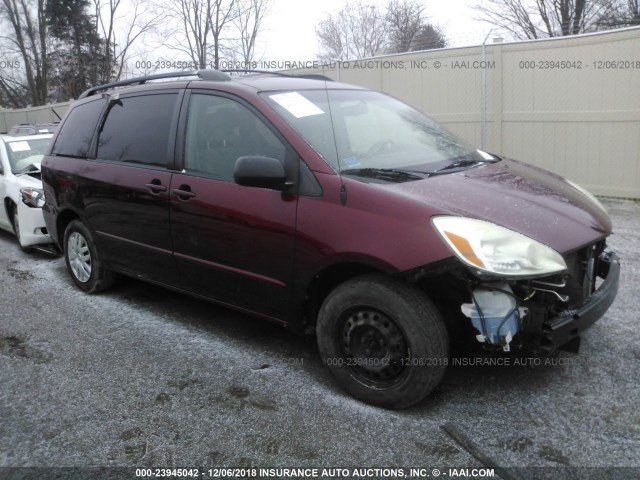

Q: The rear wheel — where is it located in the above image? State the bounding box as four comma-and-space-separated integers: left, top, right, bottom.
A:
11, 204, 34, 253
317, 274, 449, 409
64, 220, 116, 293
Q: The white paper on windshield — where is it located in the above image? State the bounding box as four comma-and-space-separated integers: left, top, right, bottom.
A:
269, 92, 325, 118
477, 149, 495, 161
8, 141, 31, 152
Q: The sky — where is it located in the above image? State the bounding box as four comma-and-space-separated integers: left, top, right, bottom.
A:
256, 0, 497, 62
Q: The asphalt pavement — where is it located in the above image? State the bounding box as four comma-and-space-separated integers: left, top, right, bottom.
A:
0, 198, 638, 479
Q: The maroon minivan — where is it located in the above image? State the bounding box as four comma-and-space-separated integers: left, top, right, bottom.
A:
41, 70, 620, 409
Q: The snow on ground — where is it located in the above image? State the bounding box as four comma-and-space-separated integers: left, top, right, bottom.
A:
0, 198, 638, 476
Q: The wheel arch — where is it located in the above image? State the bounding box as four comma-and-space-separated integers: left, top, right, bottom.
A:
301, 258, 398, 334
56, 208, 82, 252
4, 196, 16, 218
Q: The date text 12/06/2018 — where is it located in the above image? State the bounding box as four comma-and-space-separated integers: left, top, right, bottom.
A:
135, 467, 497, 478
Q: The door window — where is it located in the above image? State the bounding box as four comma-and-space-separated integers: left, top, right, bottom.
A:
184, 94, 287, 182
97, 93, 178, 168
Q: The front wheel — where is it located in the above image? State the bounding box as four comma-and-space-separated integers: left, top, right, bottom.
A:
317, 274, 449, 409
63, 220, 116, 293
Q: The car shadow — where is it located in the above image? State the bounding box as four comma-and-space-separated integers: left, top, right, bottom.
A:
45, 252, 564, 413
0, 227, 59, 257
101, 273, 331, 382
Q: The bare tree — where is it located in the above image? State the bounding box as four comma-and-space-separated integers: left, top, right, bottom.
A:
0, 68, 29, 108
598, 0, 640, 26
159, 0, 211, 69
315, 12, 346, 61
316, 1, 388, 60
386, 0, 424, 52
620, 0, 640, 24
0, 0, 48, 106
474, 0, 620, 40
230, 0, 270, 66
209, 0, 238, 68
316, 0, 446, 60
93, 0, 162, 82
386, 0, 446, 52
159, 0, 237, 70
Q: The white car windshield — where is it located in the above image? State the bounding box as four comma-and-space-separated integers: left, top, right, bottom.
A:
4, 137, 52, 173
262, 89, 486, 175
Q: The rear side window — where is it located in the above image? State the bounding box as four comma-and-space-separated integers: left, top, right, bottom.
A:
52, 99, 105, 157
97, 93, 178, 168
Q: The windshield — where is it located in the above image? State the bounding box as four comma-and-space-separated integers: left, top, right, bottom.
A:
262, 89, 486, 175
4, 137, 52, 173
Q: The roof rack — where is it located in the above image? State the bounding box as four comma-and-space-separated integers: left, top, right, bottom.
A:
79, 69, 231, 99
221, 69, 289, 77
296, 74, 335, 81
78, 68, 335, 99
220, 69, 334, 82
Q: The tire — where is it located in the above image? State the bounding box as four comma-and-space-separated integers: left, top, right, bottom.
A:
63, 219, 116, 293
11, 204, 34, 253
317, 274, 449, 409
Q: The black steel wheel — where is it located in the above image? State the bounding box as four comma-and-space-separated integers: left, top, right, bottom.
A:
340, 308, 408, 385
317, 274, 449, 409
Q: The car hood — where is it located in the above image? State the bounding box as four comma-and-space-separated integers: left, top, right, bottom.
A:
378, 159, 611, 254
15, 170, 43, 188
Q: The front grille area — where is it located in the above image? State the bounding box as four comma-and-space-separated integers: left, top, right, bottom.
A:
520, 240, 606, 312
560, 240, 607, 309
511, 240, 608, 349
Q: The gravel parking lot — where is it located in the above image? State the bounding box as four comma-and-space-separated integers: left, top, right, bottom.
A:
0, 198, 638, 479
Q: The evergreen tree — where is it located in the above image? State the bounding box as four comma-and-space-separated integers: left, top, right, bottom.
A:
46, 0, 112, 100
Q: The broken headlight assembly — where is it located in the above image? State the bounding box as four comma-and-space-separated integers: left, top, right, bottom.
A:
20, 187, 46, 208
431, 216, 567, 278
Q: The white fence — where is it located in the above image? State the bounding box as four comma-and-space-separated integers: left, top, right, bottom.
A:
0, 103, 70, 133
2, 26, 639, 198
286, 26, 640, 199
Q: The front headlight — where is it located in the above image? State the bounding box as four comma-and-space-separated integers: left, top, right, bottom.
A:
432, 216, 567, 278
20, 187, 45, 208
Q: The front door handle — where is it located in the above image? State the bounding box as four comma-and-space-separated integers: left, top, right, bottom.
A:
146, 179, 167, 194
171, 185, 196, 200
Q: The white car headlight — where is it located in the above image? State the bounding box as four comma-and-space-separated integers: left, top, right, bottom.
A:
20, 187, 45, 208
432, 216, 567, 278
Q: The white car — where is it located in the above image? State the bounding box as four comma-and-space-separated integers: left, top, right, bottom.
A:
0, 133, 53, 251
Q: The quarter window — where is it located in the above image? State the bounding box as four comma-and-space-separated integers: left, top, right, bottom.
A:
97, 93, 178, 168
184, 94, 287, 182
52, 98, 105, 158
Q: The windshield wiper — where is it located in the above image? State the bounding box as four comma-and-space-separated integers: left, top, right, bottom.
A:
438, 158, 482, 171
342, 168, 427, 181
427, 158, 495, 176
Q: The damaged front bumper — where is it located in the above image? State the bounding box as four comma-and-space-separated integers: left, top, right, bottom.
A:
17, 200, 51, 247
454, 246, 621, 354
539, 251, 620, 354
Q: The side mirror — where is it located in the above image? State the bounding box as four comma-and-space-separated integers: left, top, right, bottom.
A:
234, 156, 287, 189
